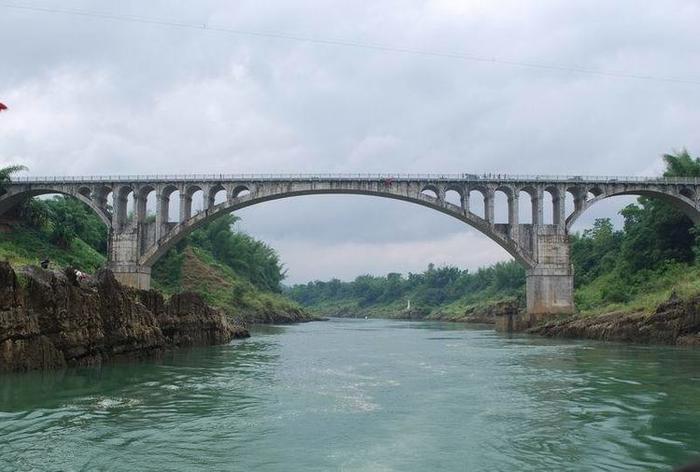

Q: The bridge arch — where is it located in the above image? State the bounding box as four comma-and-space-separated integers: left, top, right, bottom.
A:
0, 187, 112, 228
517, 186, 539, 224
140, 186, 537, 270
566, 186, 700, 229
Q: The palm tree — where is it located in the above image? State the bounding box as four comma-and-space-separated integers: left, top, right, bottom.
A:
0, 164, 28, 194
662, 149, 700, 177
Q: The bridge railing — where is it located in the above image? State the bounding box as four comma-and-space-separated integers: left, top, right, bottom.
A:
10, 173, 700, 184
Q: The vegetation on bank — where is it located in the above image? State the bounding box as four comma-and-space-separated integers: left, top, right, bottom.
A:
289, 149, 700, 320
151, 218, 309, 323
0, 197, 107, 271
0, 188, 305, 323
286, 261, 524, 319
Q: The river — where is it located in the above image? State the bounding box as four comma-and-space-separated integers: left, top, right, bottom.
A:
1, 318, 700, 471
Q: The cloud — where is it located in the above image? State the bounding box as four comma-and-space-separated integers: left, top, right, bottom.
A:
1, 0, 699, 282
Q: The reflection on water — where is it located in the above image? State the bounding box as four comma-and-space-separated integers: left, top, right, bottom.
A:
1, 318, 700, 471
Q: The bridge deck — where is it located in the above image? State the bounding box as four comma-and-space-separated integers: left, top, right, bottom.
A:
10, 173, 700, 185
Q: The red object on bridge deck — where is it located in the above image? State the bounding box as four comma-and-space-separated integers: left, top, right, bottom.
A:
0, 103, 7, 112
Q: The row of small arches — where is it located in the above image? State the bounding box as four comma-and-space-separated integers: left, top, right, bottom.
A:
418, 185, 605, 225
77, 184, 253, 227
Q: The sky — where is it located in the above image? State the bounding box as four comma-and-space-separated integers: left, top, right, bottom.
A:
1, 0, 700, 284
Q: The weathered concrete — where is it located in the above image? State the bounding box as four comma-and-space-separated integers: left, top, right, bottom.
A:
3, 173, 700, 317
526, 225, 574, 316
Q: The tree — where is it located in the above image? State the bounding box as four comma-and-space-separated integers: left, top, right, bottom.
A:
44, 197, 108, 252
615, 149, 700, 273
0, 164, 27, 194
662, 149, 700, 178
570, 149, 700, 284
189, 214, 287, 292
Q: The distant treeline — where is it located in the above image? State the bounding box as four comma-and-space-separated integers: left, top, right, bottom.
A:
287, 261, 525, 312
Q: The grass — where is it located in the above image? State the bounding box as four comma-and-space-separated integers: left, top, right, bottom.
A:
426, 296, 521, 321
153, 246, 309, 324
575, 263, 700, 317
0, 225, 105, 272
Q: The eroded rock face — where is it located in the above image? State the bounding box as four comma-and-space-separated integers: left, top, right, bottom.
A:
529, 294, 700, 345
0, 263, 248, 373
434, 299, 522, 324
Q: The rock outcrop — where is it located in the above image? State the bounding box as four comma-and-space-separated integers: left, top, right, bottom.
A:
0, 263, 248, 372
430, 299, 522, 324
529, 294, 700, 345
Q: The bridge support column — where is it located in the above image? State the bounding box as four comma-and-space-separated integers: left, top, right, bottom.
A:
109, 263, 151, 290
526, 226, 575, 318
108, 230, 151, 290
526, 267, 574, 317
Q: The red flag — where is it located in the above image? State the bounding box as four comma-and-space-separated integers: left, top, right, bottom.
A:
0, 103, 7, 112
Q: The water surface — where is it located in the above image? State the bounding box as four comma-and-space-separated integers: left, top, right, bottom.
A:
2, 318, 700, 471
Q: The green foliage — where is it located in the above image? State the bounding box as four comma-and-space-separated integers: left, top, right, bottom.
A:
570, 149, 700, 312
1, 191, 300, 322
571, 218, 623, 286
0, 195, 108, 271
662, 148, 700, 177
189, 214, 286, 292
287, 260, 526, 317
0, 225, 105, 271
21, 196, 109, 253
150, 247, 185, 293
0, 164, 28, 194
135, 213, 301, 322
152, 245, 307, 324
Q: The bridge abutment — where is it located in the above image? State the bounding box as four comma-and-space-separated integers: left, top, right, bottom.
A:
525, 267, 574, 317
526, 226, 575, 317
110, 263, 151, 290
108, 227, 151, 290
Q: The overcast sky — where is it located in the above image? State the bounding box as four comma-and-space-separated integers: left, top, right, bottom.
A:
1, 0, 700, 283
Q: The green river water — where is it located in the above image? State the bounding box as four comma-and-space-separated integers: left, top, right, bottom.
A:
1, 318, 700, 471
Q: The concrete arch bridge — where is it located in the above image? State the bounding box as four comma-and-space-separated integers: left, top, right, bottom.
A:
2, 173, 699, 319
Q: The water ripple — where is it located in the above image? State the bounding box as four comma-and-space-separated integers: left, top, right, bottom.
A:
2, 320, 700, 471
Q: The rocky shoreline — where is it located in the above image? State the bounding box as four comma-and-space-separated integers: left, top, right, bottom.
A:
232, 307, 325, 325
411, 293, 700, 346
526, 294, 700, 346
0, 263, 249, 373
427, 299, 520, 324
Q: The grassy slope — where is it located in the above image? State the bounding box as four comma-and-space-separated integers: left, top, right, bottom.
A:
0, 225, 105, 272
575, 263, 700, 317
152, 246, 313, 324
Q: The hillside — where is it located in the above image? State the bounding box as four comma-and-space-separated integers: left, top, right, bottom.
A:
0, 223, 106, 271
152, 245, 314, 324
0, 196, 313, 325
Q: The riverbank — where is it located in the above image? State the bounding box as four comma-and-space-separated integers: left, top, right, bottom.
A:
0, 262, 249, 372
155, 247, 320, 326
0, 206, 316, 327
527, 293, 700, 346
